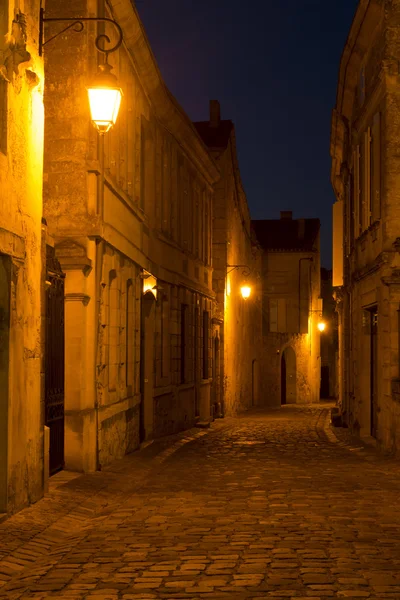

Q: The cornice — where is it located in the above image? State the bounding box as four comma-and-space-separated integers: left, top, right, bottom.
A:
108, 0, 220, 188
352, 251, 387, 283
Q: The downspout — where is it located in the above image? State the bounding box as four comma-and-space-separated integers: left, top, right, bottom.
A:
298, 257, 313, 333
94, 0, 105, 472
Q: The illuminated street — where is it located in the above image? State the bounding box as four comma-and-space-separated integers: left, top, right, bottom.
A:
1, 404, 400, 599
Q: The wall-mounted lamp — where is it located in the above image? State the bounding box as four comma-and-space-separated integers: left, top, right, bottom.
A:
317, 321, 326, 332
227, 264, 251, 276
240, 285, 251, 300
142, 270, 157, 299
39, 8, 123, 134
227, 265, 252, 300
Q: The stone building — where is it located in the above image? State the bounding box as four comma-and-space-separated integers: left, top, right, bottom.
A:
331, 0, 400, 450
0, 2, 45, 514
194, 102, 263, 416
252, 212, 321, 406
42, 0, 219, 475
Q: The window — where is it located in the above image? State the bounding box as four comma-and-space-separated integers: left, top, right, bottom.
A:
203, 310, 209, 378
269, 298, 287, 333
161, 296, 169, 378
181, 304, 188, 383
353, 112, 381, 238
126, 280, 134, 388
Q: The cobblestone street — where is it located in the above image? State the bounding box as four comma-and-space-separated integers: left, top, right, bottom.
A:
2, 404, 400, 600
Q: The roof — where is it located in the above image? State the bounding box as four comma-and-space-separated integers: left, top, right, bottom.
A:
251, 218, 320, 252
193, 120, 233, 149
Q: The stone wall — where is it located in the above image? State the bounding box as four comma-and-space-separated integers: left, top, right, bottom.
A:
209, 125, 263, 416
331, 0, 400, 452
259, 245, 321, 407
0, 1, 45, 514
43, 0, 219, 473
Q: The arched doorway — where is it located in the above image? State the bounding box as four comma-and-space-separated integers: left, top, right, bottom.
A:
140, 291, 156, 443
281, 346, 296, 405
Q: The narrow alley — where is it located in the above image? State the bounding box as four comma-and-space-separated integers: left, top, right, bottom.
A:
1, 405, 400, 600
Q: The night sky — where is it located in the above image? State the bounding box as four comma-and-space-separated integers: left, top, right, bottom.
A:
138, 1, 358, 267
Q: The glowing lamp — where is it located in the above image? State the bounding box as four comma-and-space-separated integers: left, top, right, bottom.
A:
87, 61, 122, 134
240, 285, 251, 299
318, 321, 326, 332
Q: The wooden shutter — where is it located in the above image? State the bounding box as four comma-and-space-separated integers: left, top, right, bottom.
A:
364, 128, 372, 230
270, 299, 278, 332
277, 299, 287, 333
354, 146, 360, 239
371, 112, 381, 222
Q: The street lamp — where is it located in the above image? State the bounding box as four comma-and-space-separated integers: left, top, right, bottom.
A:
227, 265, 252, 299
240, 285, 251, 300
317, 321, 326, 332
87, 60, 123, 134
39, 8, 123, 134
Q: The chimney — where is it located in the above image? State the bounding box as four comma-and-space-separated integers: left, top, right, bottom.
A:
210, 100, 221, 128
280, 211, 292, 220
298, 218, 306, 241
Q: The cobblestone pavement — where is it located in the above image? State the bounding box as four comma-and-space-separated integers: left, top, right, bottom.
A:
2, 404, 400, 600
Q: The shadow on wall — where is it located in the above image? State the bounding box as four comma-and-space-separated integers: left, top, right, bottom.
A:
281, 346, 296, 405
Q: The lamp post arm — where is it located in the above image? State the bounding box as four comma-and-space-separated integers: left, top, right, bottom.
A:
227, 264, 251, 276
39, 8, 123, 57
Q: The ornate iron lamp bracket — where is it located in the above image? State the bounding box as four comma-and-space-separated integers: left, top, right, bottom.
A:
39, 7, 123, 57
227, 264, 251, 276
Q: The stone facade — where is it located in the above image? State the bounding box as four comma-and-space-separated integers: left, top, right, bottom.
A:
0, 0, 44, 513
42, 0, 219, 472
331, 0, 400, 452
194, 102, 263, 416
252, 213, 321, 407
0, 1, 45, 515
331, 0, 400, 451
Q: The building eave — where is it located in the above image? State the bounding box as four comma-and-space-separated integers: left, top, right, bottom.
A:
108, 0, 220, 187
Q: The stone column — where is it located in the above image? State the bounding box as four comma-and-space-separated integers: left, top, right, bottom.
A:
57, 240, 97, 473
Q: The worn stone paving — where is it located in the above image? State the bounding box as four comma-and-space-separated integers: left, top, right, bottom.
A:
2, 404, 400, 599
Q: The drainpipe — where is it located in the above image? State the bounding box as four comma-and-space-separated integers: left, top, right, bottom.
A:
298, 257, 313, 333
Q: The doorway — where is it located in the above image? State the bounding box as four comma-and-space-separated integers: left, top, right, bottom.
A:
320, 365, 330, 398
281, 346, 296, 405
140, 292, 156, 443
45, 246, 65, 475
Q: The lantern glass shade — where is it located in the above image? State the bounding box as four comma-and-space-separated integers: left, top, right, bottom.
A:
240, 285, 251, 299
87, 86, 122, 134
317, 321, 326, 332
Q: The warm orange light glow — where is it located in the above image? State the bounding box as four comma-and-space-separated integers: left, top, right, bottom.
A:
143, 271, 157, 299
87, 87, 122, 134
318, 321, 326, 332
240, 285, 251, 299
